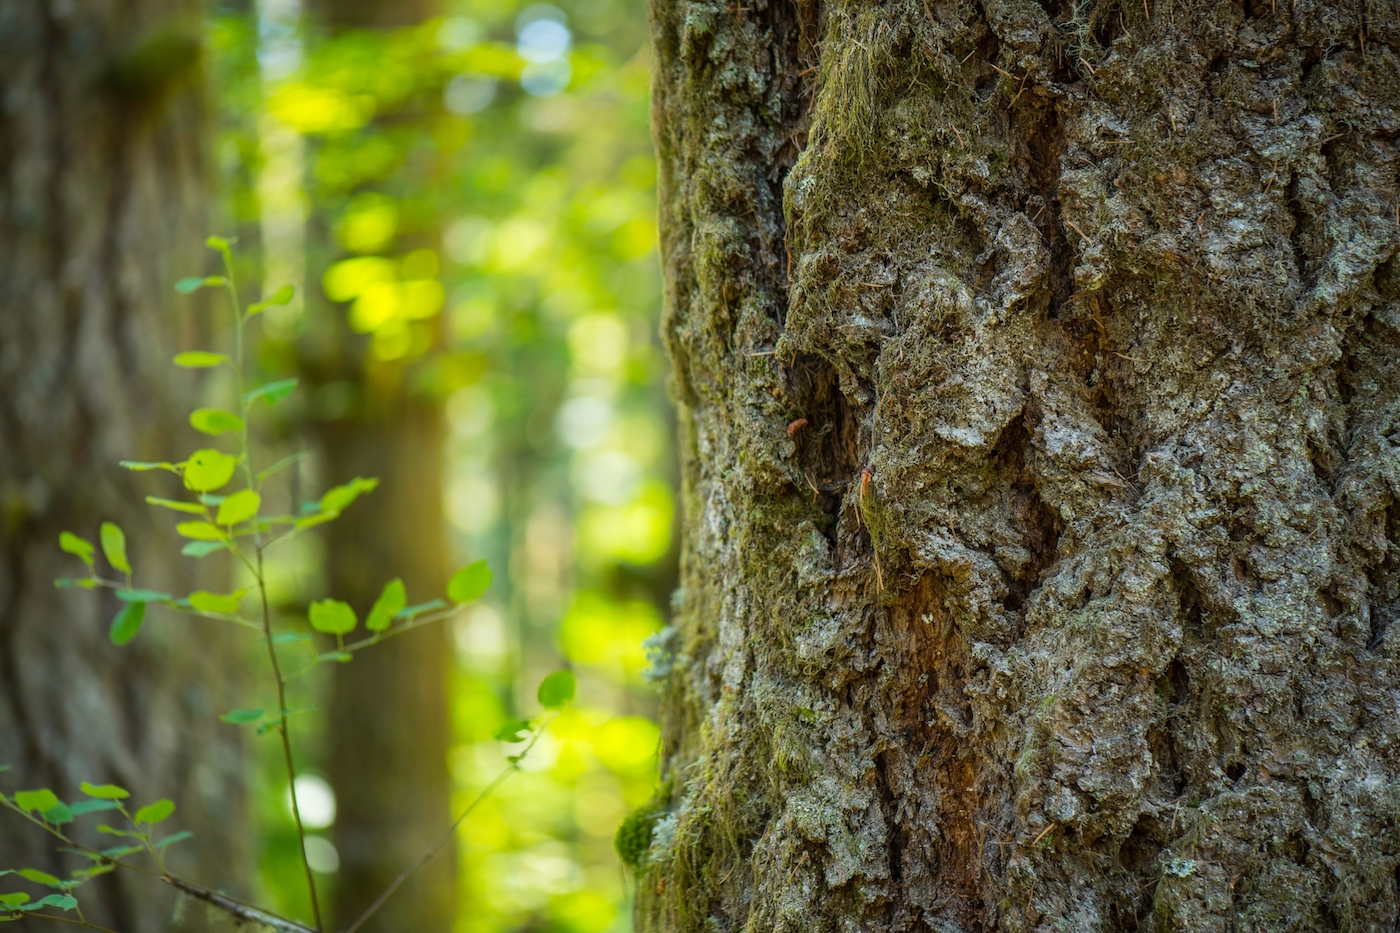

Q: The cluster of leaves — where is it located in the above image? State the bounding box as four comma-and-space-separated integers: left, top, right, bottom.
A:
4, 239, 577, 932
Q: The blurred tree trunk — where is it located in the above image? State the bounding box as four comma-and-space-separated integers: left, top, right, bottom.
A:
0, 5, 249, 932
641, 0, 1400, 930
321, 392, 454, 932
308, 5, 455, 933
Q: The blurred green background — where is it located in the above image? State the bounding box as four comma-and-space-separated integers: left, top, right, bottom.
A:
205, 0, 669, 929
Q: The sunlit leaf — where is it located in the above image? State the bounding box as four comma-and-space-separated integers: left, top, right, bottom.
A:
365, 578, 406, 632
244, 378, 298, 406
176, 521, 227, 541
109, 602, 145, 646
319, 476, 379, 514
182, 449, 238, 492
119, 460, 177, 472
272, 632, 313, 645
219, 708, 264, 724
58, 533, 94, 566
79, 782, 129, 800
494, 718, 531, 742
308, 599, 357, 635
189, 408, 245, 436
146, 496, 205, 514
188, 589, 247, 614
173, 351, 228, 368
0, 893, 28, 908
99, 522, 130, 574
132, 799, 174, 825
205, 235, 230, 251
216, 489, 260, 526
395, 600, 445, 621
13, 790, 60, 814
248, 284, 295, 314
447, 560, 491, 603
53, 578, 97, 589
96, 824, 145, 839
537, 669, 577, 709
27, 894, 77, 911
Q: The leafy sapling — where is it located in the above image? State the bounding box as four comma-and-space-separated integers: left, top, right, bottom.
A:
4, 239, 575, 933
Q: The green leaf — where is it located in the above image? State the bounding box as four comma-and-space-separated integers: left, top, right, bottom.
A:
68, 800, 121, 816
189, 408, 245, 436
181, 541, 226, 558
366, 579, 406, 632
537, 669, 577, 709
109, 602, 145, 646
244, 378, 298, 407
173, 351, 228, 368
494, 718, 531, 742
248, 284, 295, 314
317, 651, 353, 664
308, 599, 357, 635
205, 235, 230, 250
319, 477, 379, 514
215, 489, 260, 526
219, 708, 264, 724
58, 533, 94, 566
99, 523, 131, 575
174, 277, 207, 294
133, 799, 174, 825
447, 560, 492, 603
182, 449, 238, 492
99, 844, 143, 859
95, 824, 145, 839
13, 790, 60, 814
293, 512, 338, 531
28, 894, 77, 911
120, 460, 177, 472
0, 893, 27, 908
41, 803, 74, 826
17, 870, 59, 887
79, 782, 129, 800
272, 632, 313, 645
188, 589, 247, 614
53, 578, 97, 590
115, 589, 169, 602
156, 830, 194, 849
175, 521, 227, 541
146, 496, 205, 515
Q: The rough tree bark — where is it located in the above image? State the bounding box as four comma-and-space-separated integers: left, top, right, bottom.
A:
0, 5, 248, 931
639, 0, 1400, 930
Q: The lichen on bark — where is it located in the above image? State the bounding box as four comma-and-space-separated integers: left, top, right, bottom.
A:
642, 0, 1400, 929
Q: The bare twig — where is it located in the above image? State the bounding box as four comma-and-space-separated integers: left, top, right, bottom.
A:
165, 876, 316, 933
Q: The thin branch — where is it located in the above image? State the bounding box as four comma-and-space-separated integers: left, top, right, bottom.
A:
165, 876, 316, 933
7, 912, 122, 933
341, 720, 554, 933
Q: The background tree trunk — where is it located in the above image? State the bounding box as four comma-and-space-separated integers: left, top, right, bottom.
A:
641, 0, 1400, 930
0, 4, 249, 931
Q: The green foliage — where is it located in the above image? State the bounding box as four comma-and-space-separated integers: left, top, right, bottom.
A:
12, 791, 59, 815
80, 782, 130, 800
58, 532, 94, 566
244, 378, 298, 406
216, 489, 261, 525
189, 589, 247, 613
132, 799, 175, 826
183, 449, 238, 492
174, 351, 229, 368
190, 408, 246, 435
100, 522, 131, 574
447, 560, 492, 603
220, 709, 265, 724
109, 601, 146, 645
308, 599, 357, 635
614, 805, 659, 870
366, 578, 406, 632
537, 669, 576, 709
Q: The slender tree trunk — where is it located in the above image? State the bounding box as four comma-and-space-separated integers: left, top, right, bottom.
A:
0, 5, 249, 931
641, 0, 1400, 930
322, 396, 454, 932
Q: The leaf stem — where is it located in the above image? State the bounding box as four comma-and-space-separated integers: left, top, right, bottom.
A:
257, 547, 323, 932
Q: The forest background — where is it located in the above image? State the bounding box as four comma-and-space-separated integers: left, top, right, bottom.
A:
200, 0, 668, 928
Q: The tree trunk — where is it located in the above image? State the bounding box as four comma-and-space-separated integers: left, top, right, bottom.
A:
0, 5, 249, 931
641, 0, 1400, 930
322, 396, 454, 932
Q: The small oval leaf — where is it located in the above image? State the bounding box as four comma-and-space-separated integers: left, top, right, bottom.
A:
219, 708, 265, 724
100, 522, 131, 575
109, 602, 146, 646
133, 799, 175, 825
175, 521, 227, 541
58, 532, 95, 566
79, 782, 130, 800
173, 351, 228, 368
447, 560, 491, 603
308, 599, 357, 635
183, 449, 238, 492
366, 579, 406, 632
537, 669, 576, 709
189, 409, 245, 436
216, 489, 260, 526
